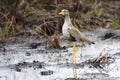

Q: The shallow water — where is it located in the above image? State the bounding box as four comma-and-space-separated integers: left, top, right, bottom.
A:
0, 28, 120, 80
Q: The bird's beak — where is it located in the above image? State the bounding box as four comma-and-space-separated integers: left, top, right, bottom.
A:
58, 11, 64, 15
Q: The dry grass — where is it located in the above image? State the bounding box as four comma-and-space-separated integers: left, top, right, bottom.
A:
87, 48, 115, 72
0, 0, 119, 47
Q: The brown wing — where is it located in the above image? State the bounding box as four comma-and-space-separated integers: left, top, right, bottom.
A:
68, 27, 94, 44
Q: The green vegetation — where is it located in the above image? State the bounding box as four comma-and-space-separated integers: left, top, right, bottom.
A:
18, 0, 30, 9
113, 20, 120, 29
112, 8, 120, 28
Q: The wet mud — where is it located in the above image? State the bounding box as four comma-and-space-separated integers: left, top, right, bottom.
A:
0, 27, 120, 80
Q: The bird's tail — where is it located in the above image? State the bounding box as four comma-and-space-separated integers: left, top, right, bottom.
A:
91, 41, 95, 44
88, 41, 95, 45
86, 39, 95, 45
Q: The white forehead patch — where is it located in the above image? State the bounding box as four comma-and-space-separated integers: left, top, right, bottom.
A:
62, 9, 68, 12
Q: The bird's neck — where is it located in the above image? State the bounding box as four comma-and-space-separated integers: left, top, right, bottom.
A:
64, 14, 72, 24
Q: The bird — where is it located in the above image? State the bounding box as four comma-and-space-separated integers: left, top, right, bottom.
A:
59, 9, 94, 45
59, 9, 95, 64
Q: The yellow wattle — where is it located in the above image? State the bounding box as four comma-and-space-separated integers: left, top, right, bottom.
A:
58, 11, 64, 15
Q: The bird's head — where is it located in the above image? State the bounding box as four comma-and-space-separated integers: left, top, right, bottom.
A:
58, 9, 69, 16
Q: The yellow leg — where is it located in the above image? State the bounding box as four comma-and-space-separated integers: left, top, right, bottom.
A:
72, 42, 77, 79
72, 42, 77, 64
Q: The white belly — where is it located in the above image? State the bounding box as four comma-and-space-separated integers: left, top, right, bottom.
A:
62, 23, 71, 39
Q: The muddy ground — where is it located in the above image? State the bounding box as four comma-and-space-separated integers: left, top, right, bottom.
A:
0, 27, 120, 80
